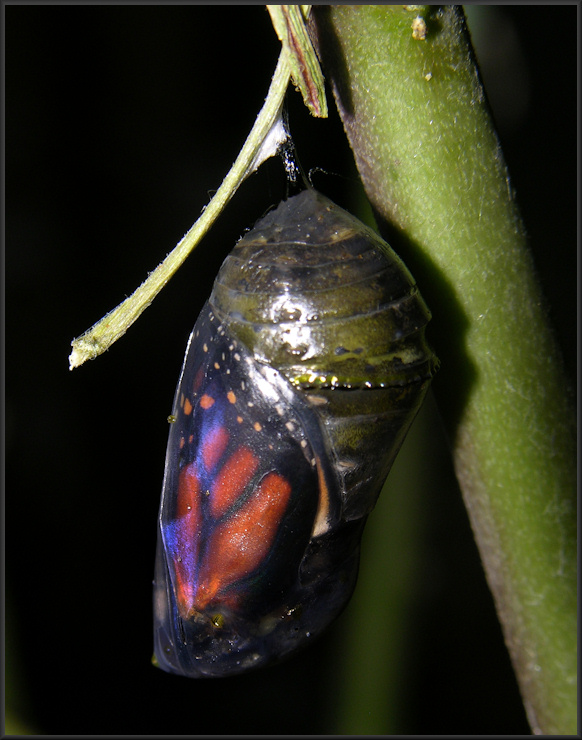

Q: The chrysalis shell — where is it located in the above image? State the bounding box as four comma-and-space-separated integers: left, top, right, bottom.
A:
153, 189, 437, 677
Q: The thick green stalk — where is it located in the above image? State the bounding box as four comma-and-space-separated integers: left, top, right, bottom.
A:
312, 5, 576, 734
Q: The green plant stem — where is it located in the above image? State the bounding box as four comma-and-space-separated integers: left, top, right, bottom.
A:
313, 5, 576, 734
267, 4, 328, 117
69, 51, 290, 370
69, 5, 329, 371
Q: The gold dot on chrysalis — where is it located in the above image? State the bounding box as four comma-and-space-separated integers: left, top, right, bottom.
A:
211, 613, 225, 629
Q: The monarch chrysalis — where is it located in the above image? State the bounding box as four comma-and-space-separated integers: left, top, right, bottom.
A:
153, 188, 437, 677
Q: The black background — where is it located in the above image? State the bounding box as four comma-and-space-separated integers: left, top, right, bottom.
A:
5, 5, 575, 735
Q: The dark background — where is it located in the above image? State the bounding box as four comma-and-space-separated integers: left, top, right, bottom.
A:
5, 5, 576, 735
